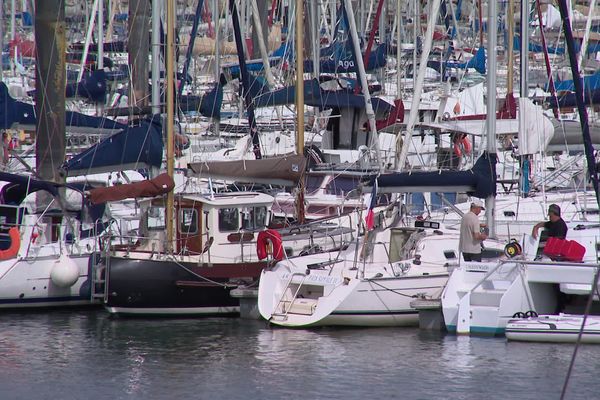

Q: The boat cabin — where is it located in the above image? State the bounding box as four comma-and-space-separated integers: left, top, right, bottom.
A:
133, 192, 274, 260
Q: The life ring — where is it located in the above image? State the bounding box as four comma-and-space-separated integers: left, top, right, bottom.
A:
0, 227, 20, 260
256, 229, 284, 261
452, 134, 472, 158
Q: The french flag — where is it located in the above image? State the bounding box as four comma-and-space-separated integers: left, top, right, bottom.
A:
364, 179, 378, 231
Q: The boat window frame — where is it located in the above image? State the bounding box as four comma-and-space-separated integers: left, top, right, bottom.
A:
147, 206, 166, 231
218, 207, 240, 232
179, 207, 198, 234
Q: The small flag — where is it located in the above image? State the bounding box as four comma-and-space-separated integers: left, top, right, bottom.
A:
364, 179, 378, 231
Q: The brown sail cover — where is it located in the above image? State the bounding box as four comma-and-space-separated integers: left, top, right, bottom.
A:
87, 173, 175, 204
188, 155, 307, 187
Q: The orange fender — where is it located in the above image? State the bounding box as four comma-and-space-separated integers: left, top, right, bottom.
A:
0, 227, 20, 260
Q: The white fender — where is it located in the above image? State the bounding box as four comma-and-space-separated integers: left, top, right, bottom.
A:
50, 254, 80, 288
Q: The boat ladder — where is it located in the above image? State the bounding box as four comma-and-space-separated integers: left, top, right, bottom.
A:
269, 272, 311, 321
89, 251, 106, 302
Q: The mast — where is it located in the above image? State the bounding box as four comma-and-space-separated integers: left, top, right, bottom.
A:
396, 0, 441, 171
0, 0, 3, 82
342, 0, 382, 170
520, 0, 528, 96
78, 0, 99, 83
178, 0, 204, 99
165, 0, 175, 251
213, 0, 221, 138
295, 0, 304, 156
578, 0, 597, 71
230, 0, 262, 159
129, 0, 151, 109
151, 0, 161, 114
295, 0, 305, 224
506, 0, 514, 95
556, 0, 600, 208
35, 0, 66, 186
485, 0, 498, 238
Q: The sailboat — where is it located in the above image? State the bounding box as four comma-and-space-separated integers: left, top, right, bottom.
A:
97, 0, 357, 317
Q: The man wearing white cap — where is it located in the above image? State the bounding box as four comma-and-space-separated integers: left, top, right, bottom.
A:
459, 199, 488, 262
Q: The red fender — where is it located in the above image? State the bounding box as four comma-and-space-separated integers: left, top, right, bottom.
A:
256, 229, 284, 261
0, 227, 20, 260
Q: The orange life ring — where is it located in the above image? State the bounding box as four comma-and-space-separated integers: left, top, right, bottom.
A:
0, 227, 20, 260
453, 135, 472, 158
256, 229, 284, 261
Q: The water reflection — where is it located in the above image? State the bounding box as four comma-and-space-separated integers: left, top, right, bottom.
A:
0, 311, 600, 399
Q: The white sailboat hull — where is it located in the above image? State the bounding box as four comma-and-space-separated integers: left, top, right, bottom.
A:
258, 266, 448, 327
0, 254, 95, 308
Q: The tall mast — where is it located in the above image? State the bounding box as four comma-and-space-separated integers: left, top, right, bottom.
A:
295, 0, 306, 224
396, 0, 441, 171
213, 0, 221, 138
343, 0, 382, 170
129, 0, 151, 109
485, 0, 498, 238
557, 0, 600, 208
295, 0, 304, 156
230, 0, 262, 159
520, 0, 529, 97
165, 0, 175, 251
35, 0, 66, 186
151, 0, 161, 114
506, 0, 514, 95
0, 0, 3, 82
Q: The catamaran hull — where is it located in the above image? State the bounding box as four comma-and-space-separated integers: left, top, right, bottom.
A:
104, 256, 266, 316
0, 255, 97, 309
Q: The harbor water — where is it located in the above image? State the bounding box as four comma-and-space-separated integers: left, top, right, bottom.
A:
1, 310, 599, 399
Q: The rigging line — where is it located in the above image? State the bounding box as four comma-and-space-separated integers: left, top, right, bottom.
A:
166, 254, 238, 288
365, 278, 421, 298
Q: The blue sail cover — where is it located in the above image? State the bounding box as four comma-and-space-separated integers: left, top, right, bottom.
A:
28, 69, 107, 102
304, 41, 388, 73
427, 46, 486, 75
0, 82, 125, 130
545, 88, 600, 108
551, 71, 600, 92
253, 79, 393, 113
179, 80, 224, 118
66, 69, 107, 101
0, 171, 61, 204
370, 152, 497, 199
61, 118, 164, 177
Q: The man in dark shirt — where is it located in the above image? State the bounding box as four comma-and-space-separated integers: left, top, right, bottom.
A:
532, 204, 568, 239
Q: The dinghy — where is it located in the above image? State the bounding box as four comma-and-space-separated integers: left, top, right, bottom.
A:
506, 314, 600, 343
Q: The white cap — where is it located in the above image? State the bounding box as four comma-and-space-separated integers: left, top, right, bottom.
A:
471, 199, 485, 210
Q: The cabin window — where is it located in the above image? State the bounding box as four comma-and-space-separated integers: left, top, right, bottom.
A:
242, 206, 268, 230
218, 208, 239, 232
179, 208, 198, 234
325, 176, 360, 196
148, 206, 166, 230
305, 176, 324, 195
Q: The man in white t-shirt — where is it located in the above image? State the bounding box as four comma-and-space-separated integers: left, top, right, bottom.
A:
459, 200, 488, 262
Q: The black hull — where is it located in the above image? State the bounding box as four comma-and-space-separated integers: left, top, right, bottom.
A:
104, 256, 266, 316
